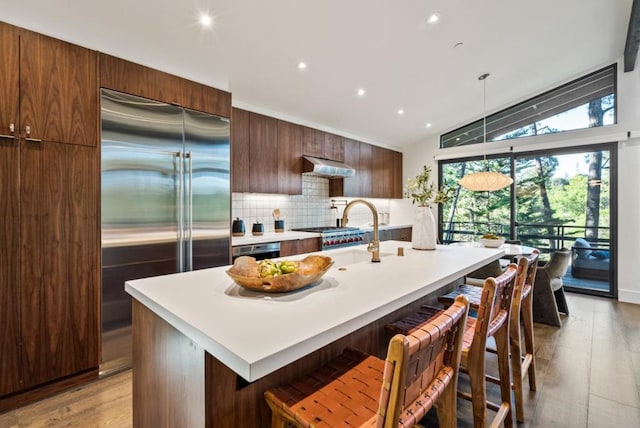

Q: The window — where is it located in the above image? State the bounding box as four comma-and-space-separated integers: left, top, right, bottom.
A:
440, 65, 617, 148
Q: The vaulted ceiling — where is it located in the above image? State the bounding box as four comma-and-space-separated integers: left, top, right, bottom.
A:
1, 0, 634, 148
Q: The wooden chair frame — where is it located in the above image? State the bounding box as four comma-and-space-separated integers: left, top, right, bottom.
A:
264, 295, 470, 428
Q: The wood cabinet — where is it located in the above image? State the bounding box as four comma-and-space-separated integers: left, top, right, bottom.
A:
0, 21, 100, 401
0, 23, 19, 141
19, 30, 98, 146
277, 120, 303, 194
231, 108, 250, 192
249, 112, 279, 194
280, 238, 322, 257
0, 24, 97, 147
330, 140, 402, 199
0, 137, 20, 396
363, 227, 412, 244
303, 126, 324, 158
324, 132, 344, 162
232, 109, 303, 195
99, 54, 231, 118
19, 142, 99, 389
303, 127, 344, 161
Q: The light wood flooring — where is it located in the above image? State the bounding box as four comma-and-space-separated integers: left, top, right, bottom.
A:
1, 293, 640, 427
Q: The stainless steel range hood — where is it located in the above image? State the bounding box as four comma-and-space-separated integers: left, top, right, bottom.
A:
302, 156, 356, 178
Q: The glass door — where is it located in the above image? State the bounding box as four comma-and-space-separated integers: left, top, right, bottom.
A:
439, 144, 616, 297
514, 146, 614, 296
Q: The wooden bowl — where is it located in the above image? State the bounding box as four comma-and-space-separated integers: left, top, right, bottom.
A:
226, 255, 334, 293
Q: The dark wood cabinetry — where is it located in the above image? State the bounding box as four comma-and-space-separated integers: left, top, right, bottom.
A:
280, 238, 322, 257
277, 120, 303, 194
99, 54, 231, 118
303, 127, 344, 161
19, 30, 98, 147
231, 110, 302, 195
0, 21, 100, 404
249, 112, 279, 194
363, 227, 412, 244
0, 137, 20, 396
19, 142, 99, 389
231, 108, 251, 192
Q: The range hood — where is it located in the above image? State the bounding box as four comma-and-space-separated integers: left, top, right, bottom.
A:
302, 156, 356, 178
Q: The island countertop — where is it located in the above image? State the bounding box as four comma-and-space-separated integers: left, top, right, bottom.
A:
125, 240, 503, 382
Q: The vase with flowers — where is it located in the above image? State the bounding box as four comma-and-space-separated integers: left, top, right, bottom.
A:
405, 165, 453, 250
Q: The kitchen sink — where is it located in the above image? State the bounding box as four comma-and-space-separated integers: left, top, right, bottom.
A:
329, 248, 394, 266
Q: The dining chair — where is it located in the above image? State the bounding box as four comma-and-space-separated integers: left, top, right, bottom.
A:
388, 265, 519, 428
532, 249, 571, 327
264, 295, 470, 428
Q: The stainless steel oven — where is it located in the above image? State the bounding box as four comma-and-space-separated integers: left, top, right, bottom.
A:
232, 242, 281, 261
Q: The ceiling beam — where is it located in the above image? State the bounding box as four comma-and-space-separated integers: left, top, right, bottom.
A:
625, 0, 640, 72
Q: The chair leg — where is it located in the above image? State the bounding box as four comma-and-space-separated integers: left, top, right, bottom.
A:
554, 287, 570, 315
521, 293, 537, 391
509, 317, 525, 423
494, 326, 514, 428
466, 354, 488, 428
435, 381, 458, 428
271, 413, 288, 428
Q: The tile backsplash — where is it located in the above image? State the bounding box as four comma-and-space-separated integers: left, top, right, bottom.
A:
232, 175, 391, 232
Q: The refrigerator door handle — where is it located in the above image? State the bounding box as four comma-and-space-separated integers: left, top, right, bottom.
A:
177, 151, 185, 272
185, 151, 193, 271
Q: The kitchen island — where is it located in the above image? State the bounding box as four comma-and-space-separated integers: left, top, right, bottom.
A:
126, 241, 503, 427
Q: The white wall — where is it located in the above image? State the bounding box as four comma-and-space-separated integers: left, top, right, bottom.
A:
398, 59, 640, 303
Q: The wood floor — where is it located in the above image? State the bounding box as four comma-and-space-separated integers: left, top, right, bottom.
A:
1, 293, 640, 427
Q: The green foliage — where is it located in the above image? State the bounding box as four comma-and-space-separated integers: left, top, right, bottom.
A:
405, 165, 454, 207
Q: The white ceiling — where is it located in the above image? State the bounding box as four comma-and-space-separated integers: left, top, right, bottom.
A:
0, 0, 633, 149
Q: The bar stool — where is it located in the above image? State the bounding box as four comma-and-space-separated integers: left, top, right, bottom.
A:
439, 251, 539, 423
388, 265, 519, 428
264, 295, 470, 428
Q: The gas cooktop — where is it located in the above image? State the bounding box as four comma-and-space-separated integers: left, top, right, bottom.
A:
292, 227, 365, 250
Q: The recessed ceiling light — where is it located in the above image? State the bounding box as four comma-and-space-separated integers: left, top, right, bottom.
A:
427, 12, 440, 24
357, 88, 366, 97
425, 123, 432, 128
397, 109, 405, 115
297, 61, 307, 70
199, 14, 212, 27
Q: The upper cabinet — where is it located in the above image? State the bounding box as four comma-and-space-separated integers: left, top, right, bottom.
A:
249, 112, 278, 194
0, 24, 98, 146
277, 120, 303, 195
232, 109, 302, 195
233, 107, 403, 198
99, 54, 231, 118
231, 108, 251, 193
0, 23, 19, 141
303, 127, 344, 161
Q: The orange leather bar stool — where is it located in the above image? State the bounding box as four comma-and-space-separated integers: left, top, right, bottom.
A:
439, 251, 540, 422
388, 265, 519, 428
264, 295, 470, 428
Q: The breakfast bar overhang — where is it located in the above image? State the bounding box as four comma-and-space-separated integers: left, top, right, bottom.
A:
126, 241, 503, 427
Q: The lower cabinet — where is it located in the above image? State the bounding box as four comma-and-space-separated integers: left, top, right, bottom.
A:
280, 238, 322, 257
364, 227, 412, 244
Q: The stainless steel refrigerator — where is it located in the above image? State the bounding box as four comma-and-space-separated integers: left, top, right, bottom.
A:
100, 89, 230, 373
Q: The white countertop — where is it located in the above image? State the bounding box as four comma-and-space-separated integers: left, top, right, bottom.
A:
125, 241, 503, 382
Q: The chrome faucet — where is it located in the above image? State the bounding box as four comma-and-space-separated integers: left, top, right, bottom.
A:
341, 199, 380, 263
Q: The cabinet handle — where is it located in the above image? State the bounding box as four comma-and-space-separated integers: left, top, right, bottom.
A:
0, 123, 16, 140
24, 125, 42, 143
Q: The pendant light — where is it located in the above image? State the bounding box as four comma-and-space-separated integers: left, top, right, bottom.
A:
458, 73, 513, 191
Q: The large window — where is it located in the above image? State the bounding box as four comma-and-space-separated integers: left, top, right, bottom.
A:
440, 65, 617, 148
439, 145, 616, 297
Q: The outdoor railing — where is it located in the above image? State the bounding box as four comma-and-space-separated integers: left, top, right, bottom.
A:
441, 221, 610, 257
